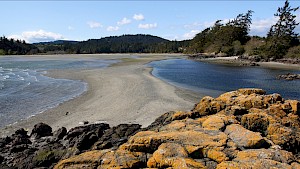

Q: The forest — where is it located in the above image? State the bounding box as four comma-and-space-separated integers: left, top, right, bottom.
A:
0, 0, 299, 60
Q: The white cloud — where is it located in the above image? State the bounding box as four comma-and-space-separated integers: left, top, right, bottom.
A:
138, 23, 157, 29
183, 30, 200, 40
87, 21, 103, 28
106, 26, 119, 31
7, 34, 22, 40
9, 30, 64, 43
133, 14, 144, 21
250, 17, 278, 36
117, 17, 131, 26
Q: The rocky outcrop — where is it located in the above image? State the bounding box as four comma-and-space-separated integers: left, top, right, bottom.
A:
2, 88, 300, 168
277, 73, 300, 80
0, 123, 141, 168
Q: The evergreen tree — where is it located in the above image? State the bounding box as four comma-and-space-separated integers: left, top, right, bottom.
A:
266, 0, 299, 59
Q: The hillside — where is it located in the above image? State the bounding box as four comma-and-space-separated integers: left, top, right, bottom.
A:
1, 88, 300, 168
35, 34, 188, 54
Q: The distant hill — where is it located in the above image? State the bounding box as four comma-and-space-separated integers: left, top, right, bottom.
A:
34, 34, 189, 54
33, 40, 79, 45
1, 34, 189, 55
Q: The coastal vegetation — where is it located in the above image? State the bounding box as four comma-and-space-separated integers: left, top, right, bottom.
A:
0, 0, 299, 61
187, 0, 299, 60
0, 36, 39, 55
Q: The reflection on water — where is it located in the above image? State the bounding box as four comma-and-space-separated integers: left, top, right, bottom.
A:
149, 59, 300, 100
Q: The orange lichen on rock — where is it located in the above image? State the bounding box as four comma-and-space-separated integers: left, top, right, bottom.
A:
53, 89, 300, 169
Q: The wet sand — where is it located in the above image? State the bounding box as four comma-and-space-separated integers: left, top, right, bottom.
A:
0, 54, 200, 136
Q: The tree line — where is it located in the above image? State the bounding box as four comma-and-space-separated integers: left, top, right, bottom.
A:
0, 0, 299, 60
0, 36, 39, 55
186, 0, 299, 60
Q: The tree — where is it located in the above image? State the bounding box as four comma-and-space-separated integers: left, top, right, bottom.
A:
227, 10, 254, 44
266, 0, 299, 59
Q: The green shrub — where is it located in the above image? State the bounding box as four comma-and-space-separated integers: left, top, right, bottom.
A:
285, 46, 300, 59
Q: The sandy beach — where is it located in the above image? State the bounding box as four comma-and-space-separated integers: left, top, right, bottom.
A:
0, 54, 200, 136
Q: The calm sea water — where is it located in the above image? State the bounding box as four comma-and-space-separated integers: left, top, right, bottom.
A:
149, 59, 300, 100
0, 57, 117, 128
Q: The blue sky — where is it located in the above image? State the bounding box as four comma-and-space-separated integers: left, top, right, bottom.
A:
1, 1, 299, 43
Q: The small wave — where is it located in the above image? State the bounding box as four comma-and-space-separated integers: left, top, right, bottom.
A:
0, 75, 10, 80
7, 72, 16, 76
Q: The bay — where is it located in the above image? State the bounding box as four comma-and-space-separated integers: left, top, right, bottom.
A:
149, 59, 300, 100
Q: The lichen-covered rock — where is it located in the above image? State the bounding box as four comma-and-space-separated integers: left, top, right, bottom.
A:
286, 100, 300, 114
121, 129, 227, 154
217, 159, 292, 169
192, 96, 226, 116
202, 114, 237, 130
237, 88, 266, 95
147, 143, 206, 168
224, 124, 267, 148
3, 88, 300, 169
217, 149, 295, 169
55, 149, 146, 169
241, 111, 275, 134
234, 149, 295, 164
54, 150, 107, 169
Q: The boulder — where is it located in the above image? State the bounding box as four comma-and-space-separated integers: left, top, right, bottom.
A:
147, 143, 200, 168
237, 88, 266, 95
217, 159, 292, 169
54, 149, 146, 169
120, 129, 227, 159
285, 100, 300, 114
192, 96, 226, 116
234, 149, 295, 164
224, 124, 267, 149
30, 123, 53, 139
201, 114, 237, 130
65, 123, 110, 149
241, 111, 275, 135
93, 124, 141, 150
53, 127, 67, 140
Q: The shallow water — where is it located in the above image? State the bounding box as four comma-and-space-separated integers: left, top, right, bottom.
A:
149, 59, 300, 100
0, 57, 117, 128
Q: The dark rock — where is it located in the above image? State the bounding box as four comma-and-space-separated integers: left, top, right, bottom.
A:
14, 128, 28, 137
65, 123, 110, 150
11, 136, 31, 146
76, 132, 98, 151
0, 164, 14, 169
239, 62, 260, 66
53, 127, 67, 140
30, 123, 53, 139
32, 149, 65, 168
145, 111, 176, 130
93, 124, 141, 150
0, 137, 12, 148
0, 155, 4, 163
10, 144, 28, 153
277, 73, 300, 80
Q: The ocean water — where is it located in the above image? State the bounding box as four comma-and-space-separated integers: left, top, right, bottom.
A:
149, 59, 300, 100
0, 57, 117, 128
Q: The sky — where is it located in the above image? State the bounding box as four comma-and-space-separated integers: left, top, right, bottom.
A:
1, 1, 300, 43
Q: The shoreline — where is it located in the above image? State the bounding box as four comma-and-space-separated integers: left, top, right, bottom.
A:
1, 54, 299, 136
0, 54, 196, 137
194, 56, 300, 70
